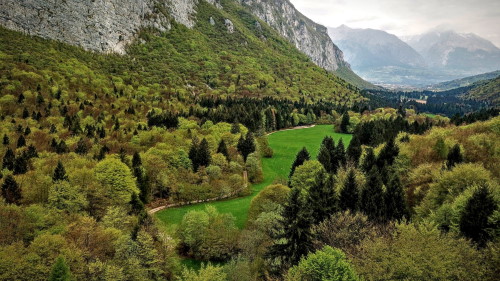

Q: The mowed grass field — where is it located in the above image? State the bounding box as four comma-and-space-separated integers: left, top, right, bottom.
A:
155, 125, 352, 230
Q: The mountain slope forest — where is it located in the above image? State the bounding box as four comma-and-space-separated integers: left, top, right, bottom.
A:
0, 0, 499, 280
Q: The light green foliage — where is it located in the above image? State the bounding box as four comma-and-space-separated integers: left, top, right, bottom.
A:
179, 263, 227, 281
354, 222, 485, 281
49, 256, 72, 281
286, 246, 359, 281
178, 206, 239, 261
245, 152, 263, 183
290, 160, 326, 193
247, 184, 290, 222
94, 157, 139, 205
48, 181, 88, 213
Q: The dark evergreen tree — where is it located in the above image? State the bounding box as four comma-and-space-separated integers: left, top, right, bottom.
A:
377, 137, 399, 168
385, 174, 408, 221
237, 132, 256, 162
317, 142, 332, 173
132, 152, 142, 168
129, 192, 145, 215
13, 156, 28, 175
217, 139, 229, 161
56, 140, 69, 154
49, 256, 72, 281
198, 138, 211, 168
334, 138, 347, 169
361, 148, 376, 173
2, 148, 15, 170
1, 175, 22, 205
339, 169, 360, 212
446, 144, 463, 169
289, 147, 310, 180
118, 148, 128, 165
459, 185, 497, 248
25, 145, 38, 159
340, 112, 350, 133
17, 135, 26, 148
2, 134, 9, 145
22, 108, 29, 119
267, 188, 313, 273
361, 167, 386, 222
306, 174, 337, 224
24, 127, 31, 136
346, 135, 362, 166
231, 122, 240, 134
74, 138, 88, 155
189, 138, 200, 172
53, 161, 69, 182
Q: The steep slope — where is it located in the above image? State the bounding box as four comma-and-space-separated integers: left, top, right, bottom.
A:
405, 30, 500, 75
465, 76, 500, 105
428, 70, 500, 91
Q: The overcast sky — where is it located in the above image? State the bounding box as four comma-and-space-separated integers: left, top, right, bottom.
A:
289, 0, 500, 46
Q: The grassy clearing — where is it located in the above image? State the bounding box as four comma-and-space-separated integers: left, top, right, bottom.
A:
155, 125, 351, 231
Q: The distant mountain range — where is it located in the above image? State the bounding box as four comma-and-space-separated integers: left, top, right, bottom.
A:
427, 70, 500, 91
328, 25, 500, 87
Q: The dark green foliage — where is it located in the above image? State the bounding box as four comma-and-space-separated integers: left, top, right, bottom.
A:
446, 144, 463, 169
25, 145, 38, 159
289, 147, 310, 180
13, 156, 28, 175
268, 188, 314, 272
317, 136, 341, 174
237, 132, 256, 162
2, 134, 9, 145
74, 138, 88, 155
339, 169, 360, 212
132, 152, 142, 168
377, 137, 399, 168
334, 138, 347, 168
306, 174, 338, 225
1, 175, 22, 204
53, 161, 69, 182
361, 148, 376, 173
24, 127, 31, 136
48, 256, 72, 281
340, 112, 350, 133
2, 148, 15, 170
130, 192, 145, 215
384, 174, 408, 222
231, 122, 240, 134
16, 135, 26, 148
189, 138, 211, 172
346, 135, 362, 166
361, 167, 386, 222
317, 143, 332, 173
55, 140, 69, 154
459, 185, 497, 248
217, 139, 229, 161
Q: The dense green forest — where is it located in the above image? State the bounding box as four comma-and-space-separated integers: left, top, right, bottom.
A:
1, 2, 500, 279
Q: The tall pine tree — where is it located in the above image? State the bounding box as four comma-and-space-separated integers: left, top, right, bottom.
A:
340, 112, 350, 133
346, 135, 362, 166
1, 175, 22, 205
289, 147, 310, 180
459, 185, 497, 248
198, 138, 211, 168
384, 174, 408, 221
267, 188, 313, 273
2, 148, 15, 170
361, 167, 386, 222
339, 169, 360, 212
53, 161, 69, 182
377, 137, 399, 168
306, 174, 338, 225
334, 138, 347, 169
361, 148, 376, 173
217, 139, 229, 161
446, 144, 463, 169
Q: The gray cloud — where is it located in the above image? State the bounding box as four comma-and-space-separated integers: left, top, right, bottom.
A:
289, 0, 500, 46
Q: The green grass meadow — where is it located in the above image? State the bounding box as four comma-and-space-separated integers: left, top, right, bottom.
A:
155, 125, 351, 231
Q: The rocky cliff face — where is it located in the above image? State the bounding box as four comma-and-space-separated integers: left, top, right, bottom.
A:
0, 0, 347, 71
240, 0, 348, 71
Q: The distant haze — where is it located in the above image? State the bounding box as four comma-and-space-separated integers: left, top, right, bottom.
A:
289, 0, 500, 47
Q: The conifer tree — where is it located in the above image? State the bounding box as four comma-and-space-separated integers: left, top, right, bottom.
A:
2, 148, 15, 170
267, 188, 314, 272
289, 147, 310, 180
217, 139, 229, 161
189, 138, 200, 172
339, 169, 360, 212
317, 143, 332, 173
132, 152, 142, 168
361, 148, 376, 173
53, 161, 69, 182
2, 134, 9, 145
13, 156, 28, 175
49, 256, 72, 281
459, 185, 497, 248
74, 138, 88, 155
198, 138, 211, 168
1, 175, 22, 205
130, 192, 145, 215
346, 135, 362, 166
385, 174, 408, 221
25, 145, 38, 159
446, 144, 463, 169
361, 167, 386, 222
231, 122, 240, 134
237, 132, 256, 162
334, 138, 347, 169
340, 112, 350, 133
377, 137, 399, 168
306, 174, 338, 224
17, 135, 26, 148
